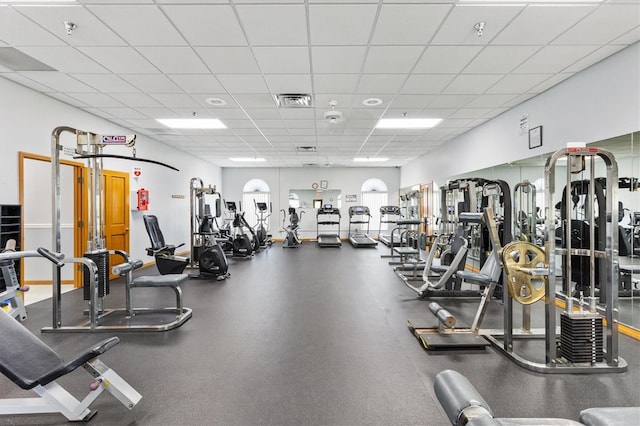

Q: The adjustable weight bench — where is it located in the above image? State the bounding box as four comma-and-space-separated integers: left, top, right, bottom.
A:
0, 309, 141, 421
434, 369, 639, 426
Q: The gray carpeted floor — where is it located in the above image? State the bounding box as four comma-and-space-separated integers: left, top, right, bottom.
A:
1, 243, 639, 425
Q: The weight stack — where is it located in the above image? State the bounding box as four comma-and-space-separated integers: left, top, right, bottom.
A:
559, 311, 603, 364
83, 249, 109, 301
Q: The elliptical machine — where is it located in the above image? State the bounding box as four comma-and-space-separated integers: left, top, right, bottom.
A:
226, 201, 259, 257
254, 200, 272, 248
281, 207, 304, 248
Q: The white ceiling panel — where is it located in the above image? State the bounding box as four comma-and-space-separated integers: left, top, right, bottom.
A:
400, 74, 456, 94
491, 5, 596, 46
514, 45, 599, 74
465, 94, 516, 108
2, 72, 56, 92
70, 74, 139, 93
563, 45, 627, 73
0, 7, 65, 46
109, 93, 163, 108
428, 94, 476, 109
389, 94, 436, 109
166, 74, 223, 93
86, 5, 186, 46
231, 94, 276, 108
371, 4, 452, 45
443, 74, 503, 95
315, 94, 354, 109
162, 5, 247, 46
236, 4, 307, 46
77, 47, 159, 74
216, 74, 269, 94
552, 3, 640, 45
311, 47, 367, 74
356, 74, 406, 94
485, 74, 553, 94
414, 46, 483, 74
47, 92, 90, 108
431, 5, 524, 45
150, 93, 201, 108
64, 92, 125, 107
137, 47, 209, 74
308, 4, 378, 45
363, 46, 424, 74
13, 5, 127, 46
462, 46, 541, 74
119, 74, 181, 93
313, 74, 359, 94
252, 47, 310, 74
19, 71, 97, 92
18, 47, 107, 73
449, 108, 493, 119
529, 73, 573, 94
135, 108, 179, 119
264, 74, 312, 93
610, 27, 640, 45
196, 47, 259, 74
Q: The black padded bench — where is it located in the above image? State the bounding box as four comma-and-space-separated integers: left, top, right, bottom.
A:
0, 308, 141, 421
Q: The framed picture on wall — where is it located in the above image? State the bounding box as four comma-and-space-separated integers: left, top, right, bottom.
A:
529, 126, 542, 149
320, 180, 328, 189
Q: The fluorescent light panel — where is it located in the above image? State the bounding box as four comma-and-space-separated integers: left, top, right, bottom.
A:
229, 157, 266, 162
157, 118, 226, 129
353, 157, 389, 162
376, 118, 442, 129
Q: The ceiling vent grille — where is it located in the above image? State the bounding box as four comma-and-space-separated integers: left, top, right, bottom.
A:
302, 163, 319, 167
296, 146, 317, 152
274, 93, 313, 108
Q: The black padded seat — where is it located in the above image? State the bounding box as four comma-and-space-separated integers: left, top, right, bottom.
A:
579, 407, 640, 426
0, 308, 118, 390
396, 219, 422, 226
131, 273, 188, 288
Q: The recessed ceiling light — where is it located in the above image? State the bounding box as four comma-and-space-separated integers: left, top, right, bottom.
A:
229, 157, 266, 162
156, 118, 226, 129
376, 118, 442, 129
354, 157, 389, 162
362, 98, 383, 106
205, 97, 227, 106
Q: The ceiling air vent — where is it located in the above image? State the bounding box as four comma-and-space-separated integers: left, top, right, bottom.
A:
302, 163, 319, 167
274, 93, 313, 108
296, 146, 317, 152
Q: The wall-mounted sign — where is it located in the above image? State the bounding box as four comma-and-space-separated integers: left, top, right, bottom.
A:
345, 194, 357, 202
529, 126, 542, 149
519, 114, 529, 135
320, 180, 328, 189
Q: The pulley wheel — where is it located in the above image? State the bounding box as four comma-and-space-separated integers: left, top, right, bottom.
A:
501, 241, 546, 305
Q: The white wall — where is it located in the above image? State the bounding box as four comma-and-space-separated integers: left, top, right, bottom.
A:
401, 42, 640, 186
0, 77, 221, 263
222, 167, 400, 239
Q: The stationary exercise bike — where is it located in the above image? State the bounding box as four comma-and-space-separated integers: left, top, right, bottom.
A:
281, 207, 304, 248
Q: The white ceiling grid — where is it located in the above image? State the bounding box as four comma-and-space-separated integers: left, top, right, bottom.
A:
0, 0, 638, 167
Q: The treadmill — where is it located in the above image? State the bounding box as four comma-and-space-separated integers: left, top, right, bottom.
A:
348, 206, 377, 248
378, 206, 401, 246
316, 204, 341, 247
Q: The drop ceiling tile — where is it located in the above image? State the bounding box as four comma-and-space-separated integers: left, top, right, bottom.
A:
419, 108, 457, 119
137, 47, 209, 74
285, 120, 316, 129
311, 47, 367, 74
363, 46, 424, 73
110, 93, 163, 108
529, 73, 574, 94
162, 5, 247, 46
389, 94, 436, 109
2, 73, 56, 92
443, 74, 503, 95
610, 27, 640, 45
315, 94, 353, 109
309, 4, 378, 45
351, 95, 392, 108
192, 94, 239, 108
371, 4, 452, 45
347, 109, 384, 120
279, 108, 316, 120
82, 107, 115, 118
253, 119, 286, 129
218, 119, 255, 129
428, 94, 476, 108
70, 74, 139, 93
86, 5, 186, 46
288, 128, 316, 136
236, 4, 307, 46
17, 47, 107, 73
502, 93, 536, 108
553, 3, 640, 45
486, 74, 551, 94
513, 45, 598, 74
492, 5, 596, 46
207, 108, 247, 119
264, 74, 312, 93
47, 92, 90, 108
232, 93, 277, 108
414, 46, 483, 74
13, 5, 126, 47
313, 74, 359, 94
449, 108, 493, 119
150, 93, 201, 108
431, 5, 524, 45
0, 7, 65, 46
380, 108, 422, 119
400, 74, 456, 94
168, 74, 224, 93
252, 47, 310, 74
243, 108, 282, 120
136, 108, 179, 118
465, 94, 516, 108
64, 93, 124, 107
356, 74, 406, 94
463, 46, 541, 74
77, 47, 158, 74
195, 47, 259, 74
19, 71, 97, 92
564, 45, 627, 73
216, 74, 269, 94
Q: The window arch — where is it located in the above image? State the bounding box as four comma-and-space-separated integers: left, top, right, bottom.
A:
360, 178, 389, 232
242, 179, 270, 228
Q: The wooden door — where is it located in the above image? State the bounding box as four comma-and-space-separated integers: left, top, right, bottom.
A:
103, 170, 130, 279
